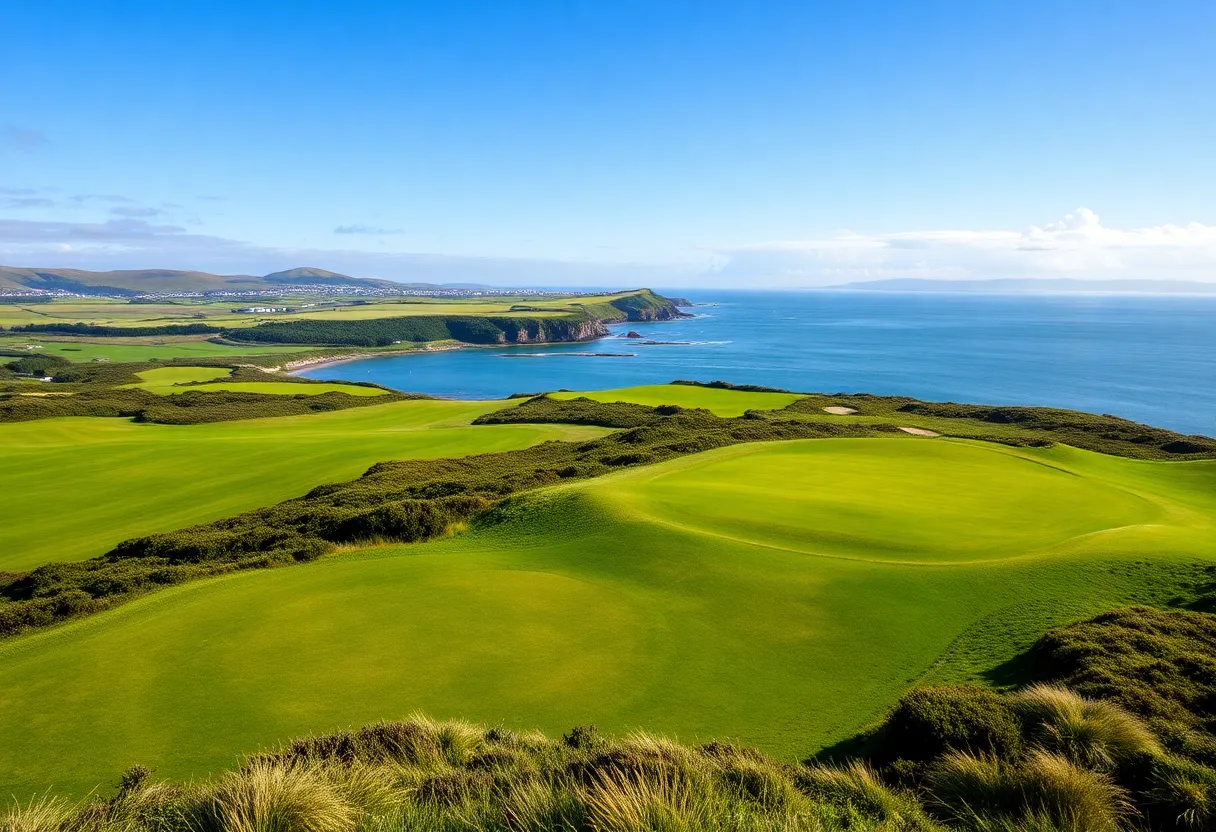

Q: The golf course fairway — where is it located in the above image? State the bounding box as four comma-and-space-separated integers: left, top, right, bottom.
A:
0, 400, 607, 571
2, 436, 1213, 795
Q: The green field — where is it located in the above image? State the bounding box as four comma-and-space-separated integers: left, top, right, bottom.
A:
2, 423, 1213, 795
550, 384, 803, 416
0, 334, 311, 363
121, 365, 389, 396
0, 292, 635, 330
0, 400, 607, 571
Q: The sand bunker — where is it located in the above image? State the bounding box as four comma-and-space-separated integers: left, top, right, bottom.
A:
898, 427, 941, 437
823, 406, 859, 415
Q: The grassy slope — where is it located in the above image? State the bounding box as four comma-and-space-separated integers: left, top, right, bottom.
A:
0, 401, 608, 571
550, 384, 802, 416
2, 436, 1212, 795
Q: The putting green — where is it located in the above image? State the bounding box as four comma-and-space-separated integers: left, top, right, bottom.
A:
123, 366, 233, 390
549, 384, 802, 416
614, 440, 1161, 563
0, 401, 607, 571
2, 437, 1212, 795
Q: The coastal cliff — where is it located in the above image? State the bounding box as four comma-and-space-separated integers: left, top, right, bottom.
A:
224, 289, 681, 347
602, 289, 690, 322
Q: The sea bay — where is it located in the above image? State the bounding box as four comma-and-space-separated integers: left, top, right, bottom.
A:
302, 291, 1216, 436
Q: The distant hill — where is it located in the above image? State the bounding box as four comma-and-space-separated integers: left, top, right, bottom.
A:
833, 277, 1216, 294
0, 265, 404, 295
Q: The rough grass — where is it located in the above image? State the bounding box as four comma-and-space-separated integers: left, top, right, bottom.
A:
9, 690, 1211, 832
0, 717, 945, 832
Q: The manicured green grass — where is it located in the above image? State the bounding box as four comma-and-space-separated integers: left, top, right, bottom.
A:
122, 366, 234, 390
0, 401, 607, 571
193, 381, 389, 396
549, 384, 803, 416
2, 437, 1212, 795
0, 334, 311, 363
120, 366, 390, 396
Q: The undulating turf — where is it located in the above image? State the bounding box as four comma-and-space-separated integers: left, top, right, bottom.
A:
549, 384, 802, 416
0, 400, 607, 571
2, 435, 1212, 795
190, 380, 389, 396
121, 366, 390, 396
0, 334, 312, 363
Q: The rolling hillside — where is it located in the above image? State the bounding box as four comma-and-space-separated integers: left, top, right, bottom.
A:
0, 265, 409, 295
1, 384, 1214, 795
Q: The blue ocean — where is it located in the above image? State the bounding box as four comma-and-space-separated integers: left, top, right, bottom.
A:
301, 291, 1216, 437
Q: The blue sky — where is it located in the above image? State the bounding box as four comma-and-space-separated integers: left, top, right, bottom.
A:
2, 1, 1214, 286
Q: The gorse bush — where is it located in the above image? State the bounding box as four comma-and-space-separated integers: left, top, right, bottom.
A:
868, 686, 1025, 766
4, 353, 71, 375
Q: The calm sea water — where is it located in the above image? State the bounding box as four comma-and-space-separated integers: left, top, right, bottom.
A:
301, 291, 1216, 437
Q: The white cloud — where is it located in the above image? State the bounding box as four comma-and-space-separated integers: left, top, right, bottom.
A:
1, 206, 1213, 288
711, 208, 1216, 286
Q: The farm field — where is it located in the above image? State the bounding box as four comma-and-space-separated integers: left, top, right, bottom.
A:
0, 334, 312, 363
0, 400, 608, 571
2, 422, 1213, 795
0, 292, 633, 331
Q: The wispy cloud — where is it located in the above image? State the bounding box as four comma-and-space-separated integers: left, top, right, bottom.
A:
110, 206, 165, 218
71, 193, 133, 204
334, 224, 403, 235
0, 187, 39, 196
3, 206, 1212, 288
2, 197, 55, 209
711, 208, 1216, 286
0, 125, 49, 151
0, 216, 677, 286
